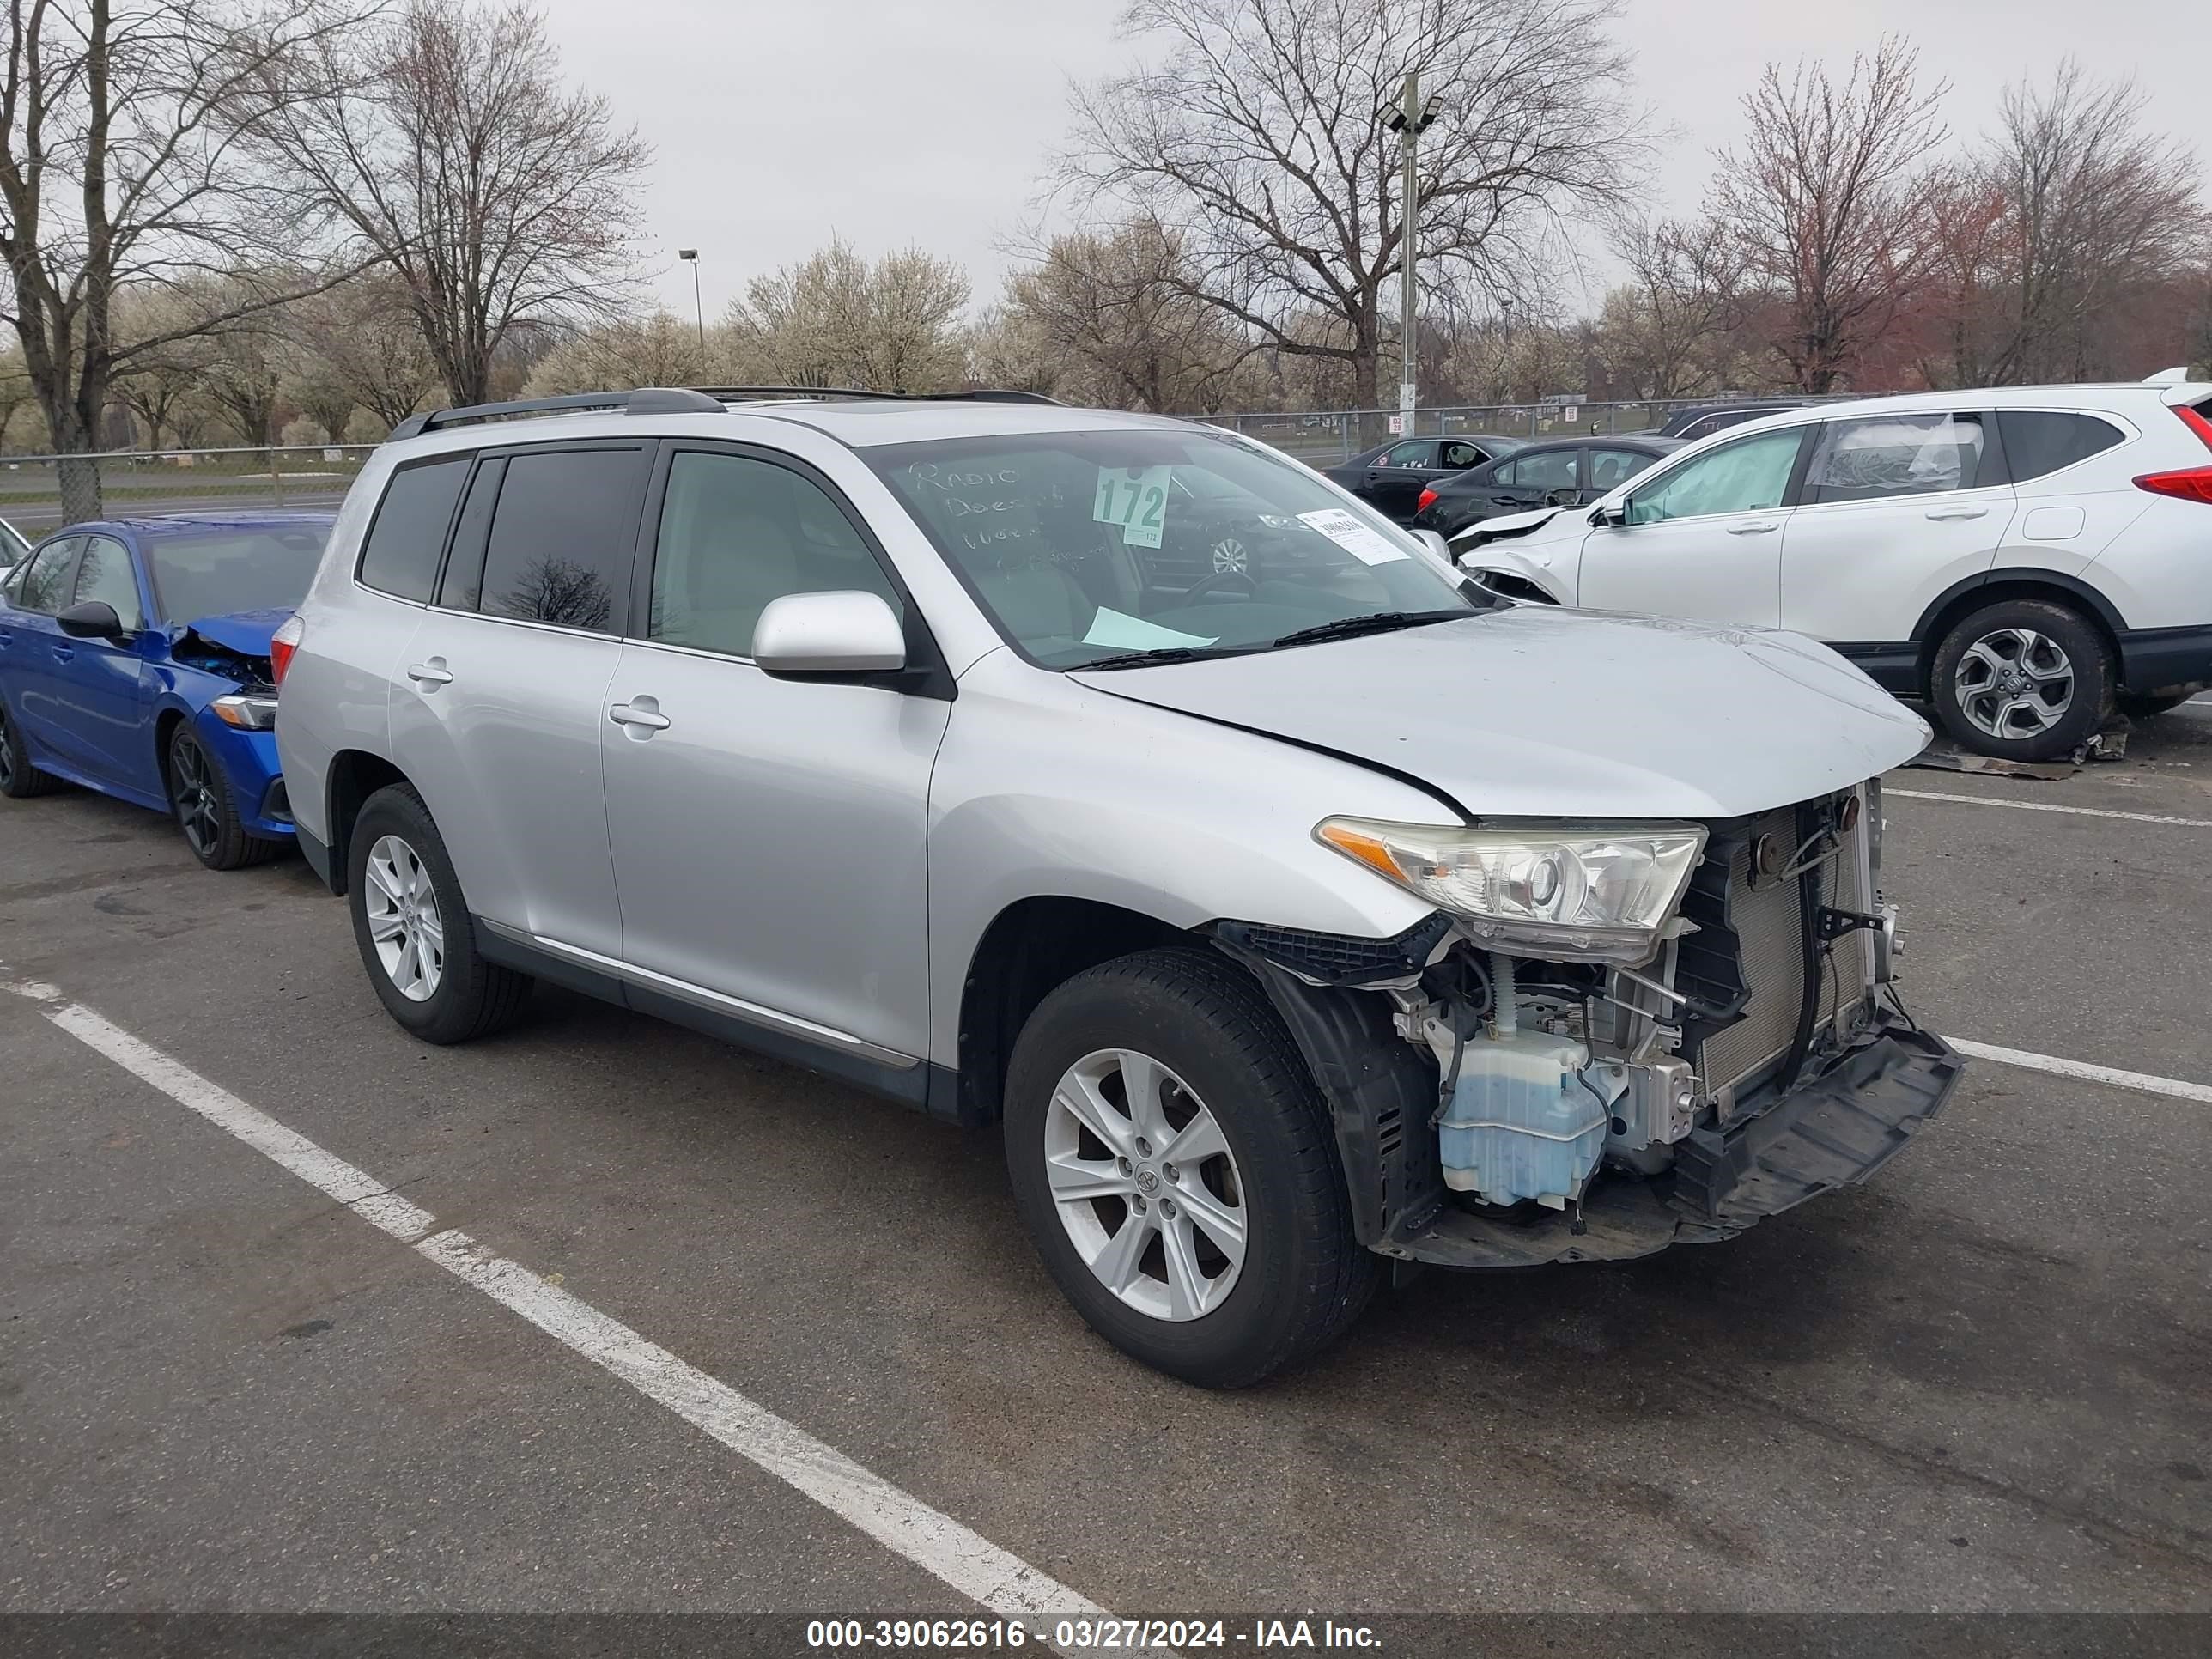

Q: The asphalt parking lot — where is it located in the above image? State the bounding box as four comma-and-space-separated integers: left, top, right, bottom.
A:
3, 703, 2209, 1644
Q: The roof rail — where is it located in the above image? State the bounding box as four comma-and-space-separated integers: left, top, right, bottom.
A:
387, 386, 725, 441
690, 386, 1065, 407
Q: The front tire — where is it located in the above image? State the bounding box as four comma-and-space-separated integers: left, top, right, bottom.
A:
0, 699, 61, 799
1930, 599, 2112, 763
167, 725, 283, 870
346, 783, 532, 1043
1003, 947, 1380, 1388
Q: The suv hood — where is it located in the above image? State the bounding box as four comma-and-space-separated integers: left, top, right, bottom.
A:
1072, 608, 1927, 820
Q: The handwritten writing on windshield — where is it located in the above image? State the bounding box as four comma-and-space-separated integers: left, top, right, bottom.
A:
908, 460, 1044, 555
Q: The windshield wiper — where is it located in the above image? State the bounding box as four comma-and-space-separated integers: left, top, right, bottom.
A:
1268, 609, 1468, 650
1075, 645, 1242, 671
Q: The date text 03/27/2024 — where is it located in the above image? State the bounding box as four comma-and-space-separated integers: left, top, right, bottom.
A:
804, 1618, 1384, 1650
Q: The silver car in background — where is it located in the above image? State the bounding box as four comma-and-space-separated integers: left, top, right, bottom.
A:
272, 386, 1962, 1387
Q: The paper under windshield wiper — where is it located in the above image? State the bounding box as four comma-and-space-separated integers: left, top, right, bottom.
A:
1268, 610, 1468, 649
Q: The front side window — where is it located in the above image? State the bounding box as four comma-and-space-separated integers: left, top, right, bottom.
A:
1440, 441, 1485, 470
11, 538, 79, 613
477, 447, 648, 634
1802, 413, 1988, 504
359, 457, 471, 602
72, 536, 145, 630
144, 526, 330, 623
647, 451, 901, 659
866, 429, 1476, 669
1626, 428, 1805, 525
1996, 410, 2124, 483
1501, 449, 1578, 492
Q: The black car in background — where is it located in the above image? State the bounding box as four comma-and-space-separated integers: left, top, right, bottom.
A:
1409, 436, 1680, 539
1322, 433, 1527, 522
1649, 401, 1808, 441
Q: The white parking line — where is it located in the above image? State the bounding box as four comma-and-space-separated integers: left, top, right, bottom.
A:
1888, 788, 2212, 828
1948, 1038, 2212, 1105
3, 977, 1119, 1636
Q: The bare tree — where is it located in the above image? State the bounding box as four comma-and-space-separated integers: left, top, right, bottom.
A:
1595, 216, 1745, 399
1000, 222, 1255, 411
0, 0, 375, 513
1057, 0, 1649, 408
1709, 36, 1948, 392
521, 312, 720, 398
283, 272, 440, 432
262, 0, 650, 408
732, 238, 970, 392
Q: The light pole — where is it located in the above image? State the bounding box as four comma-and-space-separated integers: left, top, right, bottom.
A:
1382, 74, 1442, 434
678, 248, 704, 353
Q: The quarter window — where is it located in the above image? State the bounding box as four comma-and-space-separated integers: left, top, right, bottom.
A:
647, 451, 900, 659
359, 458, 471, 602
12, 538, 79, 613
1500, 449, 1578, 492
477, 447, 648, 634
1996, 410, 2124, 483
72, 536, 145, 630
1625, 428, 1804, 524
1802, 413, 1988, 503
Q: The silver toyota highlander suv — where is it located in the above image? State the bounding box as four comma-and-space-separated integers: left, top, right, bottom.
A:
273, 386, 1964, 1387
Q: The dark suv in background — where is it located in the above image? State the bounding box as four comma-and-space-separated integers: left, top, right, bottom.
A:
1411, 436, 1678, 538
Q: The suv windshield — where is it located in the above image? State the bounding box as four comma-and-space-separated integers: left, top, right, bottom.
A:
866, 429, 1477, 667
145, 526, 331, 623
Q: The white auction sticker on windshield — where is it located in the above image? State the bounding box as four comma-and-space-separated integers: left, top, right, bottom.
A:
1093, 465, 1172, 549
1297, 507, 1408, 565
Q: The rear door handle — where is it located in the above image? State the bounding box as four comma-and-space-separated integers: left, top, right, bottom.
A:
1725, 520, 1781, 535
1926, 505, 1989, 520
405, 661, 453, 687
608, 702, 671, 732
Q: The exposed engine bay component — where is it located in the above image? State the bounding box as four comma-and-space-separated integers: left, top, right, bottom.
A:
1214, 912, 1454, 988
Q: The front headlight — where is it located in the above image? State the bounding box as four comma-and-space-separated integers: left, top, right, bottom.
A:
1316, 817, 1707, 965
210, 693, 279, 731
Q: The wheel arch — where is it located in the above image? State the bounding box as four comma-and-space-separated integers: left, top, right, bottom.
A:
1909, 569, 2128, 696
945, 896, 1202, 1127
149, 700, 198, 798
321, 748, 412, 898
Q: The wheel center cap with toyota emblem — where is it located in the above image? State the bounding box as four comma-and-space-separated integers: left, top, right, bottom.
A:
1135, 1164, 1161, 1195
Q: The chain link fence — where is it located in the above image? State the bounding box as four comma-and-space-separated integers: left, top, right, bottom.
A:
0, 444, 380, 537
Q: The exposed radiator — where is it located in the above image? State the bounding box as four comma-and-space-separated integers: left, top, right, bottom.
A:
1684, 796, 1872, 1097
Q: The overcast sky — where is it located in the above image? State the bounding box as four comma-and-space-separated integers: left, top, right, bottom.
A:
528, 0, 2203, 323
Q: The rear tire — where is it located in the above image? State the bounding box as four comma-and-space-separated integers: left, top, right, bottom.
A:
0, 699, 60, 798
346, 783, 532, 1043
1003, 946, 1380, 1388
167, 725, 283, 870
1930, 599, 2112, 763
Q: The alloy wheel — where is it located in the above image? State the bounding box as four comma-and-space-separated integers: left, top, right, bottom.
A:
363, 834, 446, 1002
170, 737, 222, 857
0, 712, 15, 789
1043, 1048, 1247, 1322
1210, 537, 1249, 574
1954, 627, 2074, 742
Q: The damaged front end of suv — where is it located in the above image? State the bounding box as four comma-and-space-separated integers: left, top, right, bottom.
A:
1215, 777, 1961, 1271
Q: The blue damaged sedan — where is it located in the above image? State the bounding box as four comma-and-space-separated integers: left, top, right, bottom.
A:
0, 512, 333, 868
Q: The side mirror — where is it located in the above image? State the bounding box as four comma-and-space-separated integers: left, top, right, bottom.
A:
752, 590, 906, 676
1590, 501, 1628, 528
58, 599, 125, 641
1411, 528, 1453, 562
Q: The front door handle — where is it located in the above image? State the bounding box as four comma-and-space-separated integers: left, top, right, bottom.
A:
609, 701, 671, 732
1725, 520, 1781, 535
52, 645, 74, 663
405, 660, 453, 687
1926, 505, 1989, 520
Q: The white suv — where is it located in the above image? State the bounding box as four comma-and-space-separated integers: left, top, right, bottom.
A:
1456, 374, 2212, 762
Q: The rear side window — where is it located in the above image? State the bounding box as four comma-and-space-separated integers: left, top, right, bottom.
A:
476, 447, 648, 634
358, 458, 471, 602
1382, 441, 1436, 469
1500, 449, 1578, 491
1802, 413, 1988, 503
1996, 411, 2124, 483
